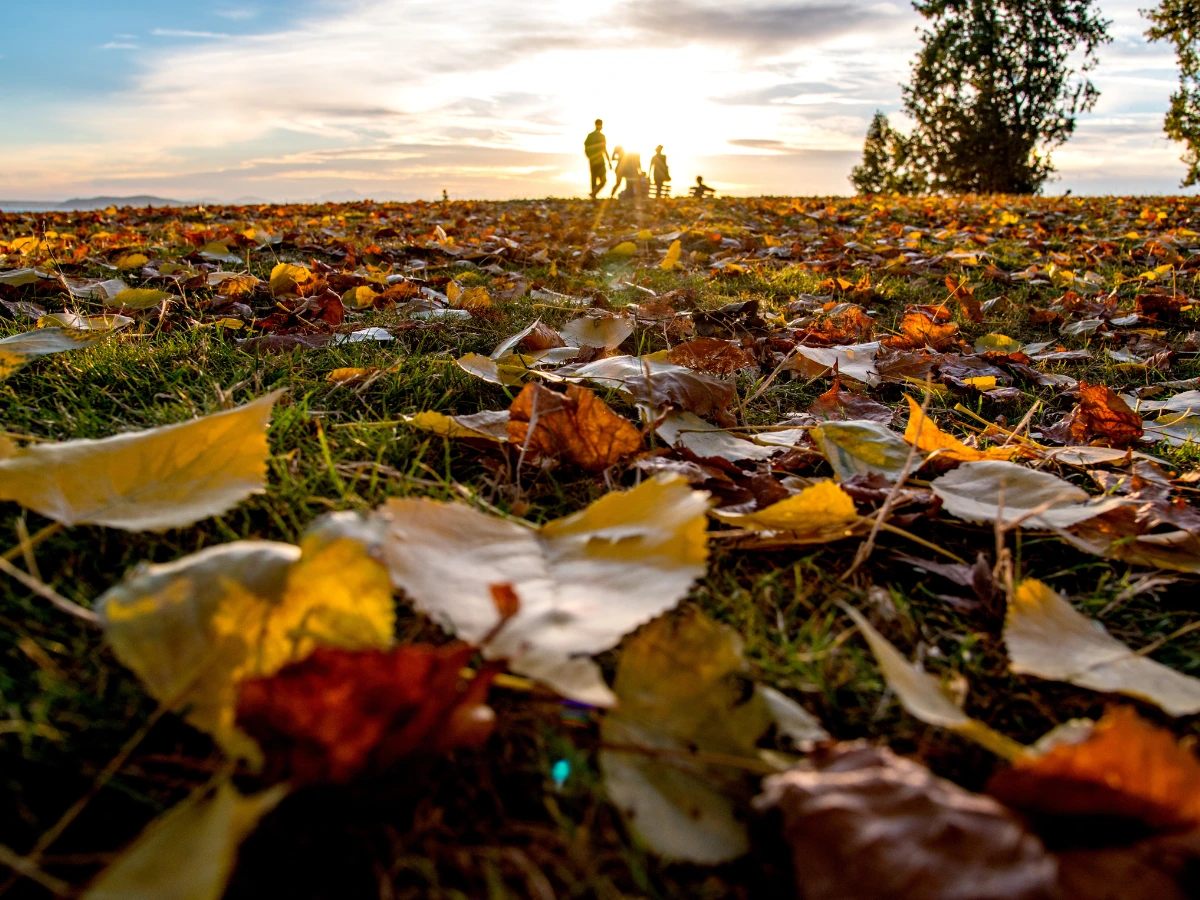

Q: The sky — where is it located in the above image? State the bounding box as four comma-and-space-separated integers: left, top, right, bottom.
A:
0, 0, 1191, 201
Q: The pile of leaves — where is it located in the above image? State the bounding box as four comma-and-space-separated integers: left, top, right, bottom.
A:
1, 192, 1200, 898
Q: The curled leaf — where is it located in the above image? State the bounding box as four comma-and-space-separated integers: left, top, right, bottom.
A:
507, 382, 641, 471
0, 327, 107, 380
904, 396, 1019, 461
404, 409, 510, 442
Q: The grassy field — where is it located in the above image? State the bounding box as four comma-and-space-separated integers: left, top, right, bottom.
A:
1, 194, 1199, 898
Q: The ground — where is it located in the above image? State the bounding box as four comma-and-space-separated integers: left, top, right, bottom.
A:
0, 193, 1198, 898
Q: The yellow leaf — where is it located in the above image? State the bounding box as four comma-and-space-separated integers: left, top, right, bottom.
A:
637, 229, 654, 241
37, 312, 133, 331
98, 515, 395, 757
0, 392, 280, 531
341, 285, 379, 309
455, 351, 539, 386
903, 396, 1017, 461
326, 366, 376, 385
403, 409, 510, 442
608, 241, 637, 257
845, 605, 1026, 759
115, 252, 149, 271
964, 376, 998, 391
812, 421, 913, 481
268, 262, 312, 297
714, 480, 858, 539
549, 260, 558, 277
661, 239, 682, 271
601, 609, 825, 864
449, 284, 490, 311
83, 781, 287, 900
0, 327, 107, 381
112, 288, 173, 309
1006, 579, 1200, 716
375, 474, 710, 705
973, 333, 1021, 354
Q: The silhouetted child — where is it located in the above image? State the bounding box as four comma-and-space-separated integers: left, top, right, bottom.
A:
650, 146, 670, 198
690, 176, 715, 198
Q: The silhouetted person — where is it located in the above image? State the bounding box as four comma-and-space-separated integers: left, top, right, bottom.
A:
650, 146, 670, 198
585, 119, 610, 199
612, 148, 642, 198
690, 175, 715, 198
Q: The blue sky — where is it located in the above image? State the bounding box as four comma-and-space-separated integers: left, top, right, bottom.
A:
0, 0, 1191, 200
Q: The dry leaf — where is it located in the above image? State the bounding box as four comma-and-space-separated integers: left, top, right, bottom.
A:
809, 378, 894, 423
812, 420, 915, 481
885, 310, 960, 351
236, 643, 498, 785
714, 480, 860, 542
667, 338, 756, 375
0, 392, 279, 531
1069, 383, 1144, 447
98, 514, 396, 758
1005, 579, 1200, 715
660, 239, 682, 270
403, 409, 510, 442
374, 474, 710, 706
83, 781, 286, 900
268, 262, 312, 297
904, 395, 1019, 461
622, 368, 737, 417
655, 411, 781, 462
789, 341, 881, 385
755, 742, 1058, 900
559, 312, 632, 349
0, 327, 108, 380
601, 608, 825, 864
931, 460, 1125, 530
507, 382, 642, 471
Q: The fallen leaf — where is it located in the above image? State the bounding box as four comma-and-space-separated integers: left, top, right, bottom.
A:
374, 474, 710, 706
114, 252, 150, 271
789, 341, 881, 385
1005, 579, 1200, 716
341, 285, 379, 309
601, 608, 825, 864
989, 706, 1200, 831
975, 333, 1023, 354
268, 262, 313, 298
667, 338, 756, 375
656, 411, 781, 462
622, 368, 737, 418
714, 480, 859, 541
559, 312, 633, 349
506, 382, 642, 471
112, 287, 172, 309
1068, 383, 1144, 447
82, 781, 287, 900
813, 420, 915, 481
885, 310, 959, 351
491, 319, 566, 358
236, 643, 498, 785
904, 396, 1019, 461
660, 239, 682, 270
404, 409, 510, 442
447, 282, 490, 312
809, 378, 894, 423
754, 742, 1058, 900
38, 312, 133, 331
98, 513, 396, 757
0, 392, 280, 531
0, 327, 108, 380
326, 366, 376, 385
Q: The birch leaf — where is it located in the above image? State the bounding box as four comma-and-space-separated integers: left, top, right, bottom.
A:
714, 480, 859, 542
1005, 579, 1200, 716
656, 411, 780, 462
0, 327, 107, 380
98, 514, 396, 758
931, 460, 1125, 530
0, 392, 280, 531
375, 474, 710, 706
812, 420, 915, 481
83, 782, 287, 900
404, 410, 510, 442
559, 312, 633, 349
112, 288, 172, 309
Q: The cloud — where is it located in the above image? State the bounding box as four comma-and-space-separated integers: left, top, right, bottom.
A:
100, 42, 139, 50
728, 138, 786, 149
152, 29, 233, 39
625, 0, 898, 51
215, 7, 257, 20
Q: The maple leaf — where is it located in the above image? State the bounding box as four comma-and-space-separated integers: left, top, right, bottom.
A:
1067, 382, 1145, 447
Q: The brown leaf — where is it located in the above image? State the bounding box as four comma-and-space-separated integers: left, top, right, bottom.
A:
809, 376, 894, 423
623, 369, 738, 417
506, 382, 642, 471
754, 742, 1059, 900
1068, 382, 1144, 447
988, 706, 1200, 833
1057, 829, 1200, 900
520, 321, 566, 352
236, 643, 497, 786
667, 337, 756, 375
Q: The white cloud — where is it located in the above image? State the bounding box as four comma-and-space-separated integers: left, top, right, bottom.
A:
100, 42, 139, 50
152, 29, 232, 39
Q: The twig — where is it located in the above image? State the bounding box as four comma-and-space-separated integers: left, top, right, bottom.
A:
0, 556, 99, 626
0, 845, 69, 897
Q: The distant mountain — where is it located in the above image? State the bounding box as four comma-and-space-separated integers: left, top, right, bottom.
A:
0, 195, 186, 212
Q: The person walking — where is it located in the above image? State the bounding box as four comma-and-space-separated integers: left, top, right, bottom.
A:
650, 145, 670, 198
611, 147, 642, 199
584, 119, 610, 199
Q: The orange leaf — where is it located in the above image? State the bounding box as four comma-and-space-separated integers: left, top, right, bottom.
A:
903, 396, 1019, 461
884, 310, 959, 351
1069, 382, 1144, 448
668, 338, 756, 375
506, 382, 642, 471
988, 707, 1200, 832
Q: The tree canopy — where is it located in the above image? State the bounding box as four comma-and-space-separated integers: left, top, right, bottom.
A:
1145, 0, 1200, 186
892, 0, 1110, 194
849, 112, 927, 195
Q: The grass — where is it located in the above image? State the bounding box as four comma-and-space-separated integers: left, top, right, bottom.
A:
1, 194, 1200, 897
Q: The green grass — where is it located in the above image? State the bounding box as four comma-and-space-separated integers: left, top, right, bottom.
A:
2, 194, 1200, 897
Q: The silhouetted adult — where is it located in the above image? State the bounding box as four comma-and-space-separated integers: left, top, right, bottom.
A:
612, 148, 641, 198
584, 119, 610, 199
690, 175, 715, 198
650, 145, 670, 198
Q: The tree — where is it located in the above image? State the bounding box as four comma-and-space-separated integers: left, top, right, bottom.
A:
902, 0, 1111, 194
1145, 0, 1200, 186
849, 112, 926, 195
